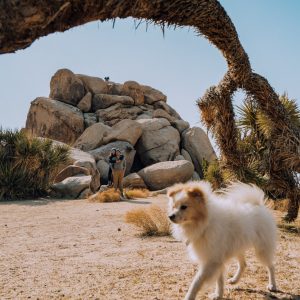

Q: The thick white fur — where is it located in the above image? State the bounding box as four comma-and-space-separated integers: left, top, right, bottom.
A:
169, 181, 277, 300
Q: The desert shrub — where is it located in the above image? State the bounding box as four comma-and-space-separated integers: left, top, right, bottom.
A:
88, 188, 121, 203
236, 94, 300, 197
125, 205, 171, 236
125, 188, 150, 199
0, 128, 70, 200
266, 198, 289, 212
88, 188, 150, 202
202, 159, 225, 190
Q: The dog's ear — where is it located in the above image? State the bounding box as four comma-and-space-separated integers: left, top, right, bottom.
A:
187, 187, 203, 199
168, 188, 179, 198
167, 185, 182, 198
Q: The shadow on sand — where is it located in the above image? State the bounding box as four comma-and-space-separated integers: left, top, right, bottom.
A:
233, 287, 300, 300
0, 198, 79, 206
122, 198, 151, 205
0, 197, 153, 206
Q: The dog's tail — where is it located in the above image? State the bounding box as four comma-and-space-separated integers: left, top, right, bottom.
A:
222, 182, 265, 206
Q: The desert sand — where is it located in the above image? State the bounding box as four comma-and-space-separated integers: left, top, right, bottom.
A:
0, 196, 299, 300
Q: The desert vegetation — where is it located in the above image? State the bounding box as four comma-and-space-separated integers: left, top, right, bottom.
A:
201, 94, 300, 215
125, 188, 150, 199
0, 128, 69, 200
125, 205, 171, 236
88, 188, 121, 203
88, 188, 150, 203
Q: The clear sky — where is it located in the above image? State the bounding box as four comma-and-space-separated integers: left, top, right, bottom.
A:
0, 0, 299, 133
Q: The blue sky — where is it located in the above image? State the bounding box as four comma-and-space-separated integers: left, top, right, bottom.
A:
0, 0, 299, 133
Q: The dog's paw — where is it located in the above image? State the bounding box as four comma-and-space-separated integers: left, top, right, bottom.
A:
184, 296, 195, 300
228, 277, 238, 284
209, 293, 222, 300
267, 283, 277, 292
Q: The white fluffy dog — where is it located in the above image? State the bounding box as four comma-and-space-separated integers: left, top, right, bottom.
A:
168, 181, 277, 300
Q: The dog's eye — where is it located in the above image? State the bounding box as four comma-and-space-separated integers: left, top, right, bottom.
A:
180, 205, 187, 210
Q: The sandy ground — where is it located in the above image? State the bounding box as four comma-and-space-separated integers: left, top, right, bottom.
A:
0, 196, 299, 300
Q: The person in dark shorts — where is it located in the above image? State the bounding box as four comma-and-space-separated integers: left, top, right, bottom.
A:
107, 148, 117, 186
111, 149, 126, 198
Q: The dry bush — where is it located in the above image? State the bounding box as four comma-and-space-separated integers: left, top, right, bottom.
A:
88, 188, 120, 203
125, 205, 171, 236
266, 198, 289, 212
125, 188, 150, 199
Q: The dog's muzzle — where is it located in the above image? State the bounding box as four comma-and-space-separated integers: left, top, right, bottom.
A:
169, 214, 176, 222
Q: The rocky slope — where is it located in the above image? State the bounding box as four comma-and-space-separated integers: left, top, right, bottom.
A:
25, 69, 216, 198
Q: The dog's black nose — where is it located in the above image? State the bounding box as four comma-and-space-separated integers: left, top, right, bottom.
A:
169, 214, 176, 221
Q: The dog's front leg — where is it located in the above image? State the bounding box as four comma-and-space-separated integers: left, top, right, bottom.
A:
184, 263, 221, 300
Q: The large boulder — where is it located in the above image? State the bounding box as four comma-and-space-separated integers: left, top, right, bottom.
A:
51, 175, 92, 198
191, 171, 200, 181
137, 117, 169, 133
96, 103, 143, 126
45, 139, 100, 193
122, 81, 144, 105
182, 127, 217, 176
103, 119, 142, 146
141, 85, 167, 104
54, 165, 90, 183
73, 122, 111, 151
123, 173, 147, 189
107, 82, 123, 95
70, 151, 100, 193
154, 101, 181, 120
136, 118, 180, 166
96, 159, 110, 184
89, 141, 136, 175
69, 147, 96, 167
138, 160, 194, 190
73, 160, 100, 193
152, 109, 175, 122
49, 69, 85, 106
25, 97, 84, 144
136, 113, 152, 120
83, 113, 97, 128
181, 148, 193, 164
92, 94, 134, 110
77, 92, 92, 112
76, 74, 108, 94
174, 155, 185, 161
171, 120, 190, 133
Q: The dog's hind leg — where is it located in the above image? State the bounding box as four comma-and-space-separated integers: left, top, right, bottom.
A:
255, 249, 277, 291
210, 273, 224, 300
266, 264, 276, 292
228, 255, 246, 284
184, 263, 221, 300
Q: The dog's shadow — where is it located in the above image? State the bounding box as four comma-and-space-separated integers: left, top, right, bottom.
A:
233, 287, 300, 300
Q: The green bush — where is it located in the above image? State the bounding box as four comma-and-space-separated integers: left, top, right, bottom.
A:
201, 159, 225, 190
0, 128, 70, 200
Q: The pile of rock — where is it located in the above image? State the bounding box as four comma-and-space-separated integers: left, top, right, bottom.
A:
25, 69, 216, 198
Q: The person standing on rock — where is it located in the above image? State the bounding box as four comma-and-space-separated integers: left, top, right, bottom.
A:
108, 148, 117, 186
112, 149, 126, 198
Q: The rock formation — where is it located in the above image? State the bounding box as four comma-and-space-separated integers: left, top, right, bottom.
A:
25, 69, 217, 197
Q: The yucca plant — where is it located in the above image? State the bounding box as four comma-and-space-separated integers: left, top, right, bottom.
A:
236, 94, 300, 219
0, 128, 70, 200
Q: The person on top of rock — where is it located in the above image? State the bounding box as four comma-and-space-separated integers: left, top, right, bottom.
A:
108, 148, 117, 186
111, 149, 126, 198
